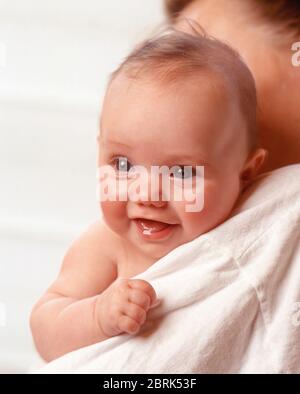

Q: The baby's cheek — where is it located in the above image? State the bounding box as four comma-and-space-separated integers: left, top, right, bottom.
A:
100, 200, 128, 233
180, 209, 208, 238
172, 198, 206, 238
175, 179, 237, 237
199, 177, 240, 227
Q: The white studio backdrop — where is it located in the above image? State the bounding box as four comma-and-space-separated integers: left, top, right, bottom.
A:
0, 0, 164, 373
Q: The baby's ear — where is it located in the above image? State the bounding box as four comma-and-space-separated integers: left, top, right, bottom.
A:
240, 148, 268, 190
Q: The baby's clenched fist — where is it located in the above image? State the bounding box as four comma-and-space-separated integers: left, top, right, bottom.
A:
95, 278, 158, 337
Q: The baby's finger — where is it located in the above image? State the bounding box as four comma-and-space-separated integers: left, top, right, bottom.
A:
123, 302, 147, 325
128, 279, 157, 306
128, 288, 151, 311
149, 298, 161, 309
118, 315, 140, 335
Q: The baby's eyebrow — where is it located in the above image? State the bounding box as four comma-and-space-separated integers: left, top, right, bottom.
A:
102, 139, 132, 149
102, 138, 210, 166
164, 153, 210, 166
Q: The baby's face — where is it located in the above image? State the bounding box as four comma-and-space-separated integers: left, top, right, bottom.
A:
98, 73, 248, 260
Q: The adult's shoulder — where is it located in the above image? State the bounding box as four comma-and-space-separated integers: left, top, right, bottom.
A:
203, 164, 300, 261
234, 163, 300, 215
230, 164, 300, 373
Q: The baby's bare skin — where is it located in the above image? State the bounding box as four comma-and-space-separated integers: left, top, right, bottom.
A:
31, 57, 266, 363
30, 221, 158, 362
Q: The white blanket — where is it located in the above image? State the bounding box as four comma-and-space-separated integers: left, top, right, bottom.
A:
37, 164, 300, 373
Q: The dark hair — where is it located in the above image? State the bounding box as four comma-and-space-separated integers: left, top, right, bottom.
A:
164, 0, 193, 20
164, 0, 300, 35
110, 27, 258, 152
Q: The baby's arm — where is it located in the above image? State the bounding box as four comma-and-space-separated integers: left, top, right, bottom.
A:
30, 221, 157, 362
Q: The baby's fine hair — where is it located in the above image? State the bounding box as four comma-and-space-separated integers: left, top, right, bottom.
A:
110, 25, 258, 151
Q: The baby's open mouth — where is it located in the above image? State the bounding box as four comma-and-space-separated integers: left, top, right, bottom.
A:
133, 218, 177, 240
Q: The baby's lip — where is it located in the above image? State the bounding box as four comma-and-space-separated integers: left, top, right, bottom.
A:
131, 217, 177, 225
134, 218, 170, 232
133, 218, 178, 238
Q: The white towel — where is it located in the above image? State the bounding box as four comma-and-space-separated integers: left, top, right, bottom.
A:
37, 164, 300, 373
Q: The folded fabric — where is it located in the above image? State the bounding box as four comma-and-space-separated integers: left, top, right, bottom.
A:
37, 164, 300, 373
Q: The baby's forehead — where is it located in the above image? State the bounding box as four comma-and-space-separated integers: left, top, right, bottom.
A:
103, 70, 242, 137
105, 70, 237, 128
110, 67, 233, 96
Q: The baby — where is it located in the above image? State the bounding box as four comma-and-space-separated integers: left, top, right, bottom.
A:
30, 28, 267, 362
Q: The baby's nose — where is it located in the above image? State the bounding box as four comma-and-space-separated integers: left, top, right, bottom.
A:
133, 171, 168, 208
137, 198, 167, 208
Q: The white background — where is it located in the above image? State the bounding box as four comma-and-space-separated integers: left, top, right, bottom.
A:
0, 0, 164, 373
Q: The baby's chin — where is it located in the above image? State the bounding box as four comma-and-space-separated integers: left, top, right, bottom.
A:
126, 219, 183, 260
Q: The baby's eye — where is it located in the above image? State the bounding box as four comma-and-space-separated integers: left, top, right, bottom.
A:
170, 165, 195, 179
113, 156, 132, 173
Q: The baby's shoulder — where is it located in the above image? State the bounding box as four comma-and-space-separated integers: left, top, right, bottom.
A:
71, 219, 122, 264
50, 220, 123, 297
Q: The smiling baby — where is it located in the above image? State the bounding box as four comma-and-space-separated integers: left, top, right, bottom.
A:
30, 28, 267, 362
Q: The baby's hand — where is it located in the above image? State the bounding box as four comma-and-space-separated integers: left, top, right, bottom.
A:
96, 278, 158, 337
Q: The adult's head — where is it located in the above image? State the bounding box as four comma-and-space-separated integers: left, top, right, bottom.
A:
165, 0, 300, 171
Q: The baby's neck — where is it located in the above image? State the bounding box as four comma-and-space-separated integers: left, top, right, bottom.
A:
116, 237, 160, 279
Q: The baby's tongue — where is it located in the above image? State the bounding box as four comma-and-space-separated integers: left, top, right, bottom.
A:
137, 218, 169, 233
